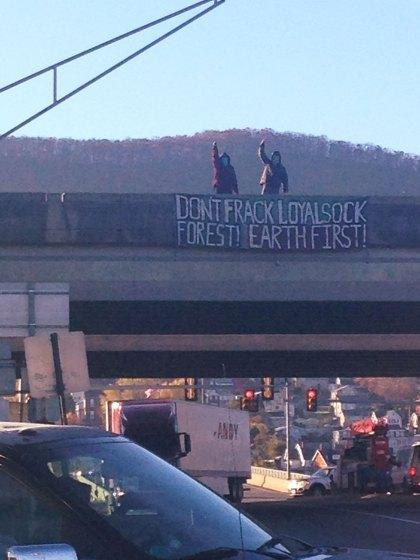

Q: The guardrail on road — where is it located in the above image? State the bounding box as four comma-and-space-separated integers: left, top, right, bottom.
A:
249, 466, 309, 493
251, 466, 309, 481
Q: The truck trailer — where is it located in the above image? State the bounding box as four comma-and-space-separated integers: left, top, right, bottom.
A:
106, 399, 251, 502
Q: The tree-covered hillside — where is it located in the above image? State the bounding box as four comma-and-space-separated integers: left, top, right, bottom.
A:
1, 129, 419, 194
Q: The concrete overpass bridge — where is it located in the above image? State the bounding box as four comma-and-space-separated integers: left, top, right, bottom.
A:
1, 192, 420, 378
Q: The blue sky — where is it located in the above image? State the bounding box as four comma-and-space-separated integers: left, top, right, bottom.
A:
1, 0, 419, 153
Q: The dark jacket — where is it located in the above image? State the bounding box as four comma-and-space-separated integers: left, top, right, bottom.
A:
212, 144, 238, 194
258, 145, 289, 195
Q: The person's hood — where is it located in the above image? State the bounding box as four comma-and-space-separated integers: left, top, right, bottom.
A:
219, 152, 231, 165
271, 150, 282, 164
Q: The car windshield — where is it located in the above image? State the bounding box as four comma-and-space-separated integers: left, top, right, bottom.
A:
26, 439, 274, 560
312, 469, 330, 477
397, 447, 413, 465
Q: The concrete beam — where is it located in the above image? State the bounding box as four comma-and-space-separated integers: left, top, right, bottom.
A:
7, 333, 420, 352
85, 333, 420, 351
1, 245, 420, 302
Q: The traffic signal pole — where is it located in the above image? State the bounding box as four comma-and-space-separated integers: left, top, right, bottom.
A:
285, 377, 291, 480
0, 0, 226, 140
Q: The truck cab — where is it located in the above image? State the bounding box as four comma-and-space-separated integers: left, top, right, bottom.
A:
107, 400, 189, 464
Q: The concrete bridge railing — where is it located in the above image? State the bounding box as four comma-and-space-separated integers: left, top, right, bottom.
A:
248, 466, 309, 492
1, 192, 420, 250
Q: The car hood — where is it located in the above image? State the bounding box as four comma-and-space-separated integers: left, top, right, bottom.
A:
327, 550, 420, 560
243, 547, 420, 560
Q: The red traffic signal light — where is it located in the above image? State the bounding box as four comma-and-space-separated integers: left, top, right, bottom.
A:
242, 389, 258, 412
408, 466, 416, 478
261, 377, 274, 400
306, 387, 318, 412
244, 388, 255, 400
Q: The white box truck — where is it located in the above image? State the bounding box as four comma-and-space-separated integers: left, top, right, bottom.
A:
107, 399, 251, 502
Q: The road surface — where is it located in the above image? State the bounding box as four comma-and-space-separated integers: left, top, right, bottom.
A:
243, 487, 420, 555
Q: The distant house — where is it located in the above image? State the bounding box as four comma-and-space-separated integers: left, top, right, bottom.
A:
330, 382, 381, 427
311, 449, 329, 469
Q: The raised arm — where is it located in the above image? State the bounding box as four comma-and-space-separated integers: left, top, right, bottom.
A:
258, 140, 271, 165
212, 141, 220, 171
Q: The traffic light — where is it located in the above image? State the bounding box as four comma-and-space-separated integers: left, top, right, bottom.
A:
184, 377, 198, 401
306, 387, 318, 412
261, 377, 274, 400
242, 388, 259, 412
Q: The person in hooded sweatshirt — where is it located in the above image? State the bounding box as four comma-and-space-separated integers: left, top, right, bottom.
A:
212, 141, 238, 194
258, 139, 289, 195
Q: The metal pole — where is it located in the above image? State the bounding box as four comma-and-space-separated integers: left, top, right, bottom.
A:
27, 282, 38, 423
0, 0, 226, 140
0, 0, 222, 94
50, 333, 68, 425
53, 67, 58, 103
16, 361, 24, 423
285, 377, 291, 480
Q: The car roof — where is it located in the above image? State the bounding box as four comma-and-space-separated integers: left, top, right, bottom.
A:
0, 422, 116, 447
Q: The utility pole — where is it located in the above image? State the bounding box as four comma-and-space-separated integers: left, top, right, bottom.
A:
285, 377, 291, 480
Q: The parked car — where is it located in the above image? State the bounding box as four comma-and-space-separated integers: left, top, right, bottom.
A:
0, 423, 418, 560
406, 442, 420, 494
390, 446, 413, 492
288, 467, 337, 496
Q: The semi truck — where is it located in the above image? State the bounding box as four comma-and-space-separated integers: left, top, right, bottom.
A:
106, 399, 252, 502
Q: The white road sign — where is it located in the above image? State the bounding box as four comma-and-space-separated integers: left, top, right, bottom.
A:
24, 332, 90, 399
24, 335, 55, 398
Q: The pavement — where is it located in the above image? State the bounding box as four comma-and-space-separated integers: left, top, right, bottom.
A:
243, 485, 420, 556
244, 485, 290, 503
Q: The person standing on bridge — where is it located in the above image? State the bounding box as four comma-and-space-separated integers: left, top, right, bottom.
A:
212, 141, 238, 194
258, 139, 289, 195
